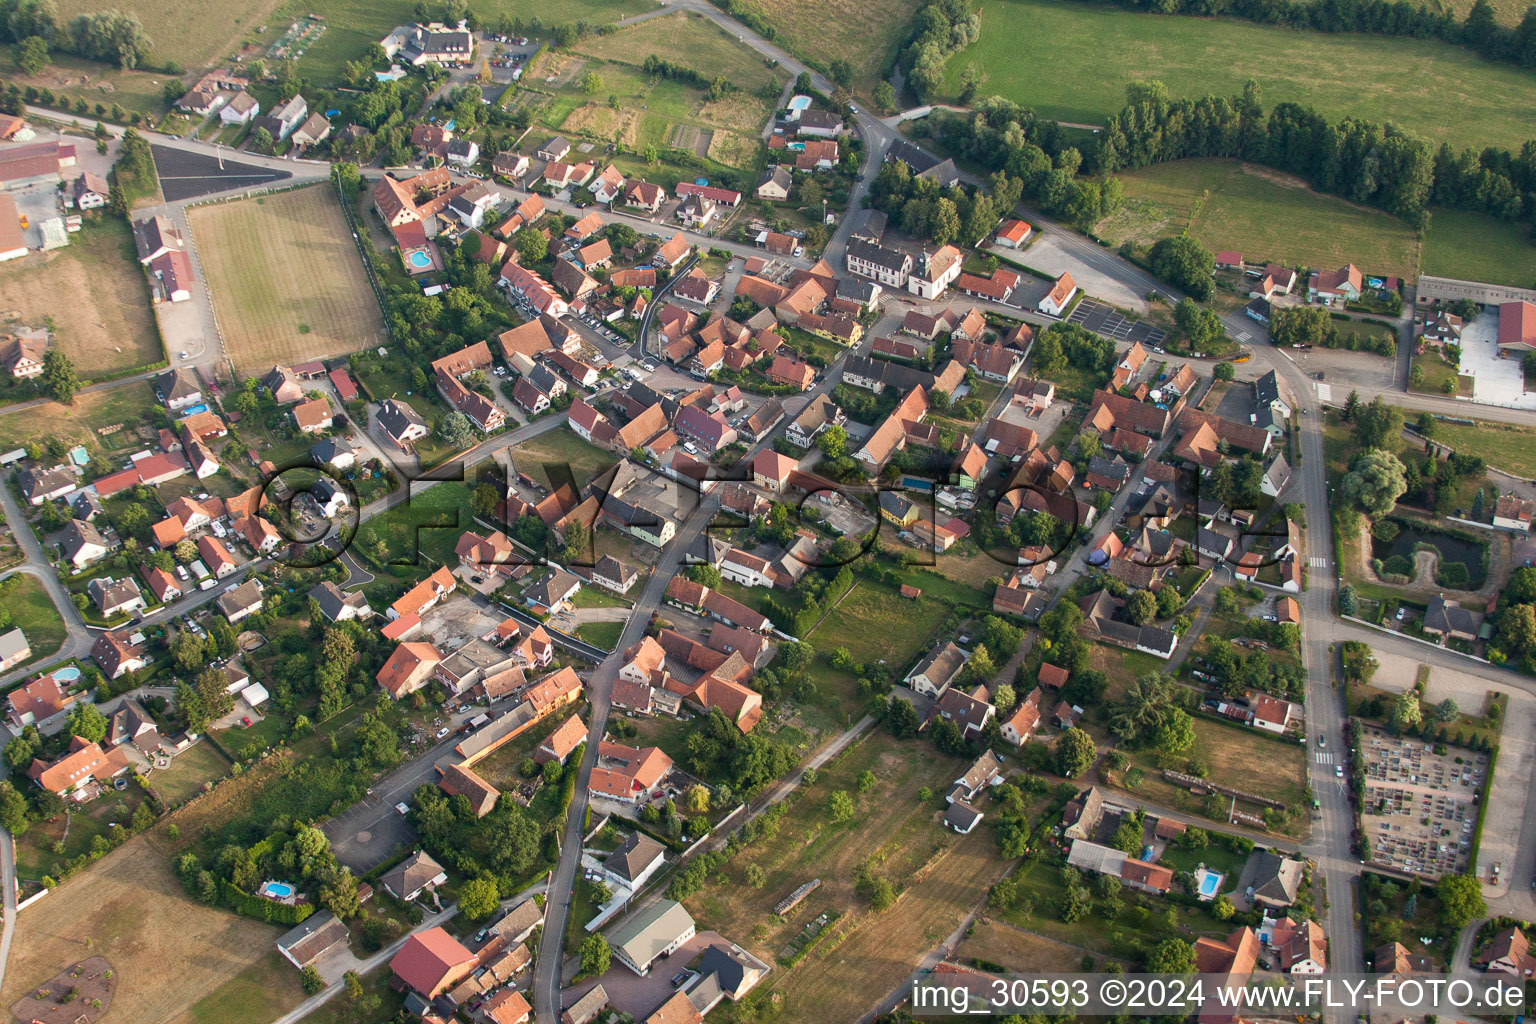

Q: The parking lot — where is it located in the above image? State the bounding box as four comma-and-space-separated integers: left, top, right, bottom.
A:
1067, 298, 1168, 347
149, 145, 295, 202
1359, 725, 1486, 879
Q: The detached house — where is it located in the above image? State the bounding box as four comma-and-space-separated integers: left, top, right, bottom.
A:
905, 641, 968, 698
1038, 272, 1078, 316
1308, 263, 1363, 304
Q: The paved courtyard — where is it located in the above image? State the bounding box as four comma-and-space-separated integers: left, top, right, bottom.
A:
1457, 306, 1536, 409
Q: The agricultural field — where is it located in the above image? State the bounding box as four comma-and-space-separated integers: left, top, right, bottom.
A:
734, 0, 915, 94
686, 731, 967, 955
0, 833, 303, 1024
1421, 208, 1536, 288
187, 185, 383, 376
0, 217, 162, 380
942, 0, 1536, 152
1095, 160, 1422, 280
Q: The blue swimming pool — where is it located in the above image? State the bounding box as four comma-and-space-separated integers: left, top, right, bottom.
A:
52, 666, 81, 682
408, 251, 433, 269
180, 404, 209, 416
260, 881, 295, 899
1195, 868, 1225, 898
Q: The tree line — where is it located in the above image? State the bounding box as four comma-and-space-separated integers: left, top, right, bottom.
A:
0, 0, 155, 71
925, 81, 1536, 241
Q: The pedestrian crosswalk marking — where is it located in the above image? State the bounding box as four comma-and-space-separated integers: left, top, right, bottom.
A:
1315, 383, 1332, 402
1309, 556, 1327, 568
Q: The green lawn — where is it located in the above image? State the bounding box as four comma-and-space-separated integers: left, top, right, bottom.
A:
1159, 839, 1250, 881
571, 586, 632, 610
1411, 349, 1459, 396
180, 953, 304, 1024
574, 620, 623, 650
1422, 208, 1536, 288
507, 430, 618, 491
1426, 418, 1536, 478
352, 481, 477, 570
999, 858, 1241, 963
803, 577, 967, 714
944, 0, 1536, 152
8, 573, 66, 670
1096, 159, 1422, 280
147, 741, 231, 806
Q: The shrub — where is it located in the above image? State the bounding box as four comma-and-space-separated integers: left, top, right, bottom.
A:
1436, 561, 1470, 589
1371, 518, 1401, 542
1382, 554, 1414, 577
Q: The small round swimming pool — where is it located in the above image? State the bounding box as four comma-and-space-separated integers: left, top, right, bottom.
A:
408, 251, 433, 269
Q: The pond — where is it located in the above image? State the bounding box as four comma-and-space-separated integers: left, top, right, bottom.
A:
1371, 520, 1487, 588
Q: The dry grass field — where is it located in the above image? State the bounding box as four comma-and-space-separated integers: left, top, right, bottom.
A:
0, 380, 162, 455
188, 185, 382, 376
957, 919, 1113, 972
1097, 160, 1422, 280
575, 13, 783, 95
0, 834, 302, 1024
52, 0, 285, 69
0, 217, 162, 378
735, 0, 914, 93
686, 732, 967, 962
766, 830, 1010, 1024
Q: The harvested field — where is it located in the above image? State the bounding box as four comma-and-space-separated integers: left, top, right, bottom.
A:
0, 834, 301, 1024
187, 185, 382, 375
0, 217, 161, 379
